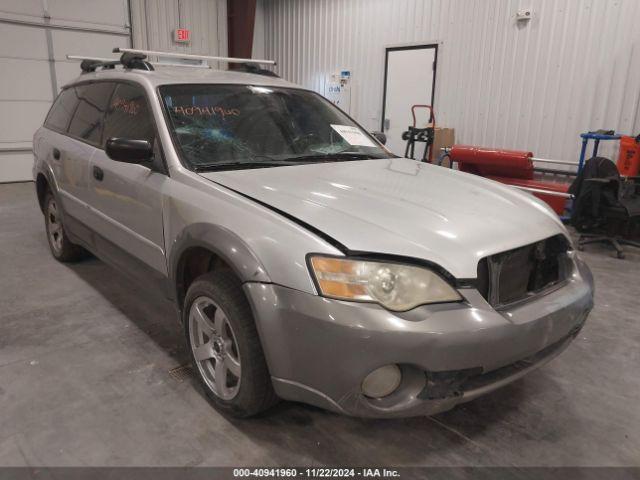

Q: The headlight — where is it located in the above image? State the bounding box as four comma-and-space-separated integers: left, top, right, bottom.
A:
308, 256, 462, 311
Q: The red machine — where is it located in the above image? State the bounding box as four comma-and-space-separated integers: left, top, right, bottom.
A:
617, 135, 640, 176
449, 145, 572, 215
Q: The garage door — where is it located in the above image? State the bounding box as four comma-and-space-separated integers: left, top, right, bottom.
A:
0, 0, 131, 183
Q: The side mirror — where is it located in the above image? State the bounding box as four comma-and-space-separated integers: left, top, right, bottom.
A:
371, 131, 387, 145
105, 137, 153, 164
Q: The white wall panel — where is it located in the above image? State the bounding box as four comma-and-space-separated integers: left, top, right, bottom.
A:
0, 59, 51, 101
52, 29, 130, 87
47, 0, 130, 29
0, 152, 37, 183
0, 0, 47, 19
0, 102, 51, 146
0, 22, 49, 59
253, 0, 267, 60
0, 0, 130, 33
0, 0, 131, 182
262, 0, 640, 163
130, 0, 227, 56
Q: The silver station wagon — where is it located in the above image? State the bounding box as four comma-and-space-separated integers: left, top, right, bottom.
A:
33, 50, 594, 418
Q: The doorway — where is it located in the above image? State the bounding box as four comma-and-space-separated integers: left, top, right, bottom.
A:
381, 44, 438, 155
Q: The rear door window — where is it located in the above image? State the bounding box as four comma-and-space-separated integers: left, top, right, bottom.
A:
103, 83, 155, 145
44, 88, 80, 133
68, 82, 115, 147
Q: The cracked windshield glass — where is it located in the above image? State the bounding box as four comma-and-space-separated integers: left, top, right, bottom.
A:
160, 84, 393, 171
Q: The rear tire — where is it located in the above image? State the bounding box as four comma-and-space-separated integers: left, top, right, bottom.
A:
184, 270, 278, 417
43, 191, 85, 262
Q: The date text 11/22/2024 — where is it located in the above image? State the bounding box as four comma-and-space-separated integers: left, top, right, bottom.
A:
233, 468, 400, 478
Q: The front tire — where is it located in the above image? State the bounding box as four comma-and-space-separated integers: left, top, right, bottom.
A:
43, 192, 85, 262
184, 271, 278, 417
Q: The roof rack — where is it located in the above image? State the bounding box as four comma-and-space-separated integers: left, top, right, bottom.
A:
67, 52, 154, 73
67, 48, 278, 76
67, 55, 211, 71
112, 47, 277, 66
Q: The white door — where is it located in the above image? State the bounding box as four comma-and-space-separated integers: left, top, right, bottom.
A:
382, 46, 437, 156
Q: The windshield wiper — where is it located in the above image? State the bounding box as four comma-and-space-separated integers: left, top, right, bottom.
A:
193, 153, 390, 172
281, 152, 387, 162
194, 160, 295, 172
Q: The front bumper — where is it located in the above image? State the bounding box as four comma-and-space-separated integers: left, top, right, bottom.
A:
244, 256, 594, 418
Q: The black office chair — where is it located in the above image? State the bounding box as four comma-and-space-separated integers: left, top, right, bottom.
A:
570, 157, 640, 258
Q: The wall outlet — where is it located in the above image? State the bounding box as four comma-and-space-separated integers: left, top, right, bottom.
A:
516, 9, 532, 21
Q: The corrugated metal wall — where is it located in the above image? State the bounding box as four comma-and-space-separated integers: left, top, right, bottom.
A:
262, 0, 640, 162
130, 0, 227, 56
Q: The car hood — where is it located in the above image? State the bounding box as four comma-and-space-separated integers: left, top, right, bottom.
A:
198, 158, 567, 278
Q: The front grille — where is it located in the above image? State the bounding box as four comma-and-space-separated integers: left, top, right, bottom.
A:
477, 234, 571, 308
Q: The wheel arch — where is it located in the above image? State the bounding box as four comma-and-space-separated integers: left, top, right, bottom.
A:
169, 223, 272, 311
35, 163, 60, 213
36, 173, 50, 213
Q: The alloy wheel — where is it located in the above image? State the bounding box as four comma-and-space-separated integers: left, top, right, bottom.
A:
189, 296, 242, 400
46, 199, 64, 255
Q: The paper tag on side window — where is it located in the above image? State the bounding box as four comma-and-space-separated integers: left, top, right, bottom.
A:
330, 124, 376, 147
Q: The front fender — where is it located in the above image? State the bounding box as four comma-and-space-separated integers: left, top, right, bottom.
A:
168, 222, 272, 301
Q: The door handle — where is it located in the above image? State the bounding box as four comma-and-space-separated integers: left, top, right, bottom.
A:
383, 118, 391, 130
93, 166, 104, 181
52, 148, 61, 160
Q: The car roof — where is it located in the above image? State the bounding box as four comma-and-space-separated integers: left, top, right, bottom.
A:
63, 65, 303, 91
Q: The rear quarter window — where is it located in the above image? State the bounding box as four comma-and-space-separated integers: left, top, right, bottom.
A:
44, 88, 79, 132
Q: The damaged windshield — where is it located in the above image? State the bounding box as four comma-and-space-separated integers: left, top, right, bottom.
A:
159, 84, 393, 171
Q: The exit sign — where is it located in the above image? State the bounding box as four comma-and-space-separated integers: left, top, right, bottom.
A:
173, 28, 191, 43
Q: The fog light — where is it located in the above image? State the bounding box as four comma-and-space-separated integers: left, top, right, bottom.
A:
361, 365, 402, 398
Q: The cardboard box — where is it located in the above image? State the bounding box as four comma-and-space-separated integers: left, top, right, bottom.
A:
432, 127, 455, 165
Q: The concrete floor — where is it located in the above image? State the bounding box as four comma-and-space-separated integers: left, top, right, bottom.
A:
0, 181, 639, 467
